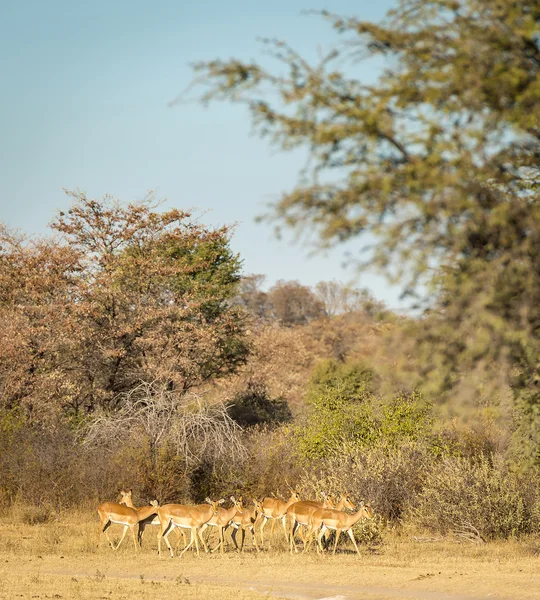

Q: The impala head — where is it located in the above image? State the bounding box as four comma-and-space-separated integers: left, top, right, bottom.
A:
118, 489, 133, 505
205, 497, 225, 515
231, 495, 244, 512
290, 489, 301, 502
252, 497, 264, 513
341, 492, 356, 511
321, 491, 335, 507
363, 501, 374, 520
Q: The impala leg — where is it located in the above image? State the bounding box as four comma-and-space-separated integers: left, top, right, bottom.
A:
137, 522, 145, 547
217, 526, 225, 554
212, 525, 225, 554
269, 517, 276, 546
179, 528, 187, 550
298, 523, 306, 544
259, 517, 268, 546
114, 525, 129, 550
159, 520, 175, 558
197, 526, 208, 554
131, 525, 138, 551
240, 528, 245, 553
289, 519, 298, 553
250, 526, 260, 552
317, 527, 326, 555
194, 527, 201, 557
231, 526, 240, 552
332, 529, 341, 554
179, 528, 195, 558
101, 519, 115, 550
303, 525, 314, 554
347, 528, 361, 555
281, 515, 288, 543
198, 524, 209, 553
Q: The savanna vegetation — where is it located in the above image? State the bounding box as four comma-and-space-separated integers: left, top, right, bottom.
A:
1, 2, 539, 587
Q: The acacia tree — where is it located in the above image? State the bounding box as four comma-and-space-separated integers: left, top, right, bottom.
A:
0, 192, 249, 420
189, 0, 540, 462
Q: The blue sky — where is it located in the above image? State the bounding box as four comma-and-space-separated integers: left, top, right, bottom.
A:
0, 0, 409, 308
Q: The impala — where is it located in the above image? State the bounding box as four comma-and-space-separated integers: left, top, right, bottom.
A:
97, 489, 140, 551
230, 498, 263, 553
260, 490, 300, 547
118, 493, 161, 547
286, 491, 337, 553
304, 501, 374, 555
157, 498, 224, 558
198, 496, 244, 554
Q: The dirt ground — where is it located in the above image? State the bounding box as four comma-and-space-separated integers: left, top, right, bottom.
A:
0, 510, 538, 600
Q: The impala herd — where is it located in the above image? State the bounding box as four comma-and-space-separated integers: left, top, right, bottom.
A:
97, 489, 374, 557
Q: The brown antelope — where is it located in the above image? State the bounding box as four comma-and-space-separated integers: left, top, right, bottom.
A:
291, 492, 356, 552
260, 490, 301, 547
97, 489, 140, 551
286, 491, 337, 553
198, 496, 244, 554
305, 501, 374, 555
230, 498, 263, 553
157, 498, 224, 558
134, 500, 162, 546
118, 492, 161, 547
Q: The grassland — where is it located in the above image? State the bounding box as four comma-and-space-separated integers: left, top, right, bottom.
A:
0, 506, 539, 600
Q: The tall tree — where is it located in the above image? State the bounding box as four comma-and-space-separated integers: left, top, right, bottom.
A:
190, 0, 540, 462
0, 192, 249, 420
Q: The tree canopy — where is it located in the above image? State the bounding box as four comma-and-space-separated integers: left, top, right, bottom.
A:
190, 0, 540, 463
0, 192, 248, 421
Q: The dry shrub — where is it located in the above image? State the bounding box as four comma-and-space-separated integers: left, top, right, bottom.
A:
299, 441, 431, 522
351, 517, 384, 547
410, 455, 540, 539
20, 505, 55, 526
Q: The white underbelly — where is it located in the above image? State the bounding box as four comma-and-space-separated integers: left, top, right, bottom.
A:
110, 518, 130, 526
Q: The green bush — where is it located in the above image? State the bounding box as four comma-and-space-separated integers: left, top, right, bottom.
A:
294, 359, 433, 460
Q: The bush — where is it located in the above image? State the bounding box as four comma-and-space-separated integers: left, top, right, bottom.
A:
410, 455, 540, 539
298, 441, 432, 522
228, 381, 292, 428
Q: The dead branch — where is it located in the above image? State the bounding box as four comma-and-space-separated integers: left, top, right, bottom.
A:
81, 381, 247, 470
453, 521, 486, 544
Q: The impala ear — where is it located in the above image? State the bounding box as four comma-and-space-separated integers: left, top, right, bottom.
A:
359, 500, 365, 507
218, 498, 225, 505
205, 497, 212, 504
230, 496, 236, 503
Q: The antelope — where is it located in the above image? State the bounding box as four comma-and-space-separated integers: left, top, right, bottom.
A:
230, 498, 263, 553
157, 498, 224, 558
305, 501, 374, 555
118, 492, 161, 547
260, 490, 301, 547
198, 496, 244, 554
97, 489, 140, 551
301, 492, 357, 550
286, 491, 338, 553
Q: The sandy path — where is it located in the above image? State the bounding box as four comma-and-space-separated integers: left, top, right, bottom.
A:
12, 564, 517, 600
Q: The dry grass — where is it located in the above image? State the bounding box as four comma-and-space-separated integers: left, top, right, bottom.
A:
1, 506, 539, 600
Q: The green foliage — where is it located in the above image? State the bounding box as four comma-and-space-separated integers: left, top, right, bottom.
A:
380, 391, 433, 446
190, 0, 540, 462
295, 359, 432, 459
228, 381, 292, 428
